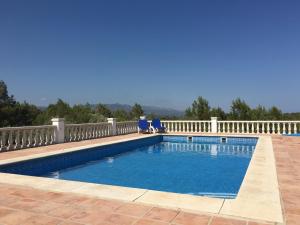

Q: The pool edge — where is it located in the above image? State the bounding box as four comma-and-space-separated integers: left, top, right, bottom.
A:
0, 134, 283, 224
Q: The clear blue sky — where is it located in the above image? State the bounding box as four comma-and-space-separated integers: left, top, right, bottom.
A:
1, 0, 300, 112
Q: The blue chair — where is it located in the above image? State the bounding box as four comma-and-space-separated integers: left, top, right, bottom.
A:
152, 119, 166, 133
138, 119, 150, 133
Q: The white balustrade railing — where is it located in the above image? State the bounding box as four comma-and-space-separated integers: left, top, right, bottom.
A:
151, 120, 212, 133
1, 118, 300, 153
65, 122, 112, 142
148, 119, 300, 135
0, 125, 55, 151
116, 121, 138, 135
217, 121, 300, 135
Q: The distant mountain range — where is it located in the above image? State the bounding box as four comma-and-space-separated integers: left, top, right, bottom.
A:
38, 103, 185, 117
104, 103, 184, 117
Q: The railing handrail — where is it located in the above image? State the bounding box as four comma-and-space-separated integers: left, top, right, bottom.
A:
218, 120, 300, 123
116, 121, 137, 124
154, 120, 211, 122
0, 125, 55, 130
65, 122, 110, 127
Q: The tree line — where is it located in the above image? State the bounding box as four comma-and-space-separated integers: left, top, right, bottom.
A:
1, 80, 300, 127
0, 80, 144, 127
185, 96, 299, 121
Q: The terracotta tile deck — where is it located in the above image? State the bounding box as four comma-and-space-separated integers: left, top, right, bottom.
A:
0, 133, 297, 225
272, 136, 300, 225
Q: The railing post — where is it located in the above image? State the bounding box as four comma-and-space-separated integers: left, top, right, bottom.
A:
107, 118, 117, 135
51, 118, 65, 143
211, 117, 218, 133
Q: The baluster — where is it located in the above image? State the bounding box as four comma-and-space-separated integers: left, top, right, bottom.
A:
75, 127, 79, 141
208, 122, 211, 132
204, 122, 207, 133
21, 130, 27, 148
288, 123, 291, 134
73, 127, 77, 140
75, 126, 79, 140
283, 123, 286, 134
27, 130, 33, 147
33, 129, 39, 146
241, 122, 244, 134
7, 130, 14, 150
71, 127, 75, 141
85, 126, 89, 139
14, 130, 20, 149
262, 123, 265, 134
45, 128, 50, 144
267, 123, 270, 134
80, 126, 84, 140
39, 128, 45, 146
277, 123, 281, 134
294, 123, 297, 134
0, 130, 6, 151
91, 126, 94, 138
256, 123, 259, 134
45, 128, 49, 144
67, 127, 71, 141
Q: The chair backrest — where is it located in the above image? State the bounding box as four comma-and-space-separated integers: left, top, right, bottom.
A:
152, 119, 162, 128
138, 119, 149, 130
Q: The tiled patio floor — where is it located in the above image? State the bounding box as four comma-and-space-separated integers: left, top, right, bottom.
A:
0, 133, 297, 225
272, 136, 300, 225
0, 182, 272, 225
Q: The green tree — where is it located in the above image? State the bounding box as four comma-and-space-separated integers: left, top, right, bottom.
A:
267, 106, 283, 120
251, 105, 268, 120
95, 104, 112, 118
0, 80, 15, 104
0, 80, 16, 126
35, 99, 73, 124
130, 103, 144, 119
13, 102, 41, 126
185, 96, 210, 119
210, 107, 227, 120
113, 109, 129, 121
70, 104, 93, 123
228, 98, 252, 120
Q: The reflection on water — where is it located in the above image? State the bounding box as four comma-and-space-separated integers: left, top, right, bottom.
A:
152, 142, 254, 158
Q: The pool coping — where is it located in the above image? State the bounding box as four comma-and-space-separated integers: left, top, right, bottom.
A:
0, 134, 283, 224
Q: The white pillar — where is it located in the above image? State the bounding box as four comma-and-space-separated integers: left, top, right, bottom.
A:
211, 117, 218, 133
107, 118, 117, 135
140, 115, 146, 120
51, 118, 65, 143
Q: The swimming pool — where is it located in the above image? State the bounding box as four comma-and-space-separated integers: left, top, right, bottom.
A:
0, 135, 257, 198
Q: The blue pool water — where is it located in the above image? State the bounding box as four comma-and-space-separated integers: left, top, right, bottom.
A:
283, 133, 300, 136
0, 136, 257, 198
